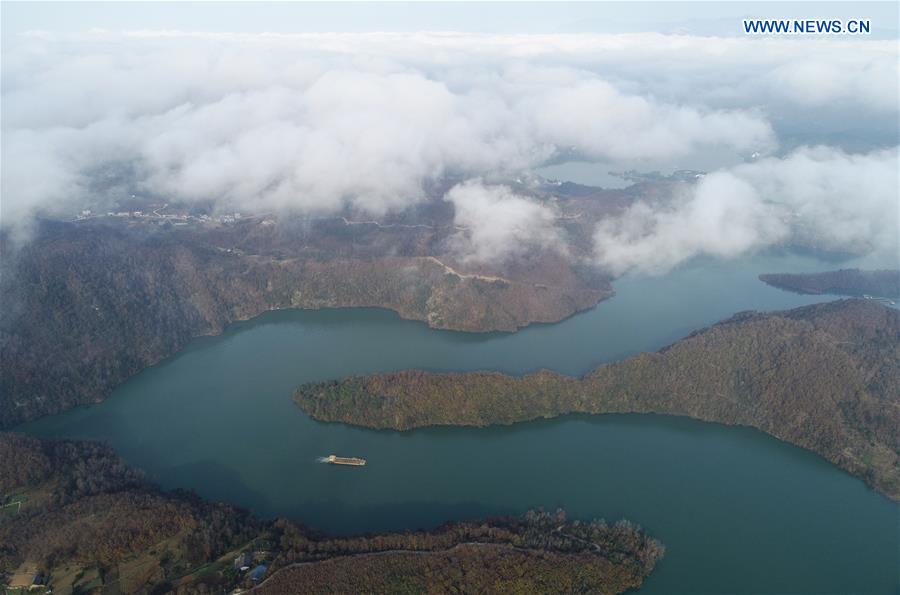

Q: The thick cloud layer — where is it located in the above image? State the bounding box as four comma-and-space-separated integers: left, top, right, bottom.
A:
1, 30, 897, 267
593, 147, 900, 275
445, 181, 562, 263
1, 32, 785, 224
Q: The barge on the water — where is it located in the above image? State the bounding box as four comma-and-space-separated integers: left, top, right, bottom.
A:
326, 455, 366, 466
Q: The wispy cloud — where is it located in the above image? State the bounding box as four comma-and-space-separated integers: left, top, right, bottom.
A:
593, 147, 900, 274
445, 180, 563, 263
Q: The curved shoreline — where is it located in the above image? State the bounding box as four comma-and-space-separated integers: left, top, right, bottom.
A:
2, 248, 612, 430
295, 300, 900, 500
0, 433, 663, 594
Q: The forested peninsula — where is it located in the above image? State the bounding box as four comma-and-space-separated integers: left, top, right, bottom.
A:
295, 300, 900, 500
760, 268, 899, 298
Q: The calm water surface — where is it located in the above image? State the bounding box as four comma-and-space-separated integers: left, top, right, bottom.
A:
21, 251, 899, 594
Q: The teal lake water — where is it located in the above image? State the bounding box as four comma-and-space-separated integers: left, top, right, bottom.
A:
20, 250, 899, 594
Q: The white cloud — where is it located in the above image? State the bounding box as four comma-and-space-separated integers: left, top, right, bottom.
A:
1, 29, 896, 266
593, 146, 900, 274
526, 79, 774, 162
445, 181, 562, 263
1, 30, 782, 231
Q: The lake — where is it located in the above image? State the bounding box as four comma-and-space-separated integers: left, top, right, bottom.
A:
20, 249, 899, 594
534, 148, 749, 188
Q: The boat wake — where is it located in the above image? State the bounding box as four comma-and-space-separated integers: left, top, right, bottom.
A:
316, 456, 331, 463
